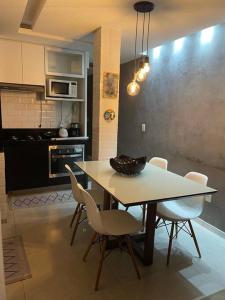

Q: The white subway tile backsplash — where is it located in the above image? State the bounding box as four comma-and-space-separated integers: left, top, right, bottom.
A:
1, 91, 73, 129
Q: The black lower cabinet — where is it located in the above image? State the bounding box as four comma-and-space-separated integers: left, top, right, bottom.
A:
5, 142, 49, 192
5, 142, 87, 193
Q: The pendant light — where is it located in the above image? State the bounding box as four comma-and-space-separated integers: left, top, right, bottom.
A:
127, 79, 141, 96
127, 9, 140, 96
127, 1, 154, 96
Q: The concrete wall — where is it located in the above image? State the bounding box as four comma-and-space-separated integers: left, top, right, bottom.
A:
118, 23, 225, 231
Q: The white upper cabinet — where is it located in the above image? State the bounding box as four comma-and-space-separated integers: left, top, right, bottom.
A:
22, 43, 45, 86
45, 47, 84, 78
0, 39, 22, 84
0, 39, 45, 85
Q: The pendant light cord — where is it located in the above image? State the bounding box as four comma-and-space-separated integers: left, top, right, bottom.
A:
146, 12, 151, 56
134, 11, 139, 75
142, 12, 146, 54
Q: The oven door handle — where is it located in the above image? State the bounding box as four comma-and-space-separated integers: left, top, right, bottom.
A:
51, 154, 82, 159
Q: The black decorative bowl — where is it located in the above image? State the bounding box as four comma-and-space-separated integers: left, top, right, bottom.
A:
110, 155, 147, 175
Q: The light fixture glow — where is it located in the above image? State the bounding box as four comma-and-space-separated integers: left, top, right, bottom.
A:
174, 37, 185, 52
143, 62, 150, 73
136, 68, 147, 82
127, 80, 140, 96
153, 46, 161, 59
201, 27, 214, 44
142, 56, 150, 73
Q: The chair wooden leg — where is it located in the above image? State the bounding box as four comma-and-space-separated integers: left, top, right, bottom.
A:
142, 204, 146, 229
167, 222, 175, 266
188, 220, 201, 258
70, 205, 83, 246
155, 217, 161, 228
70, 204, 80, 227
83, 232, 98, 262
95, 236, 107, 291
125, 235, 141, 279
125, 206, 129, 211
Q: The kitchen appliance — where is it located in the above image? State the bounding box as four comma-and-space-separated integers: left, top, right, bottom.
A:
69, 122, 80, 137
59, 127, 68, 138
47, 79, 77, 98
48, 144, 84, 178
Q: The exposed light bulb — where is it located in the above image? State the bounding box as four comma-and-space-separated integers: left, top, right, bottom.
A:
142, 56, 150, 73
143, 62, 150, 73
136, 68, 147, 82
127, 80, 140, 96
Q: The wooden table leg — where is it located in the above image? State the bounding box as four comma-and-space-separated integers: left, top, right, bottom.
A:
143, 202, 157, 265
103, 190, 111, 210
133, 202, 157, 266
111, 196, 119, 209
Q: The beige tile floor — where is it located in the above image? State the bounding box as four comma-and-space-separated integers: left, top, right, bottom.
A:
2, 195, 225, 300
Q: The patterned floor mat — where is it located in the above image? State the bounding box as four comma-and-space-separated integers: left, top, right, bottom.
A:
11, 190, 74, 209
3, 236, 31, 284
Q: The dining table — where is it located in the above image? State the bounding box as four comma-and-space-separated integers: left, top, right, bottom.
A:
75, 160, 217, 266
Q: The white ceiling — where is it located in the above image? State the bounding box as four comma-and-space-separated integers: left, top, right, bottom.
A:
1, 0, 225, 63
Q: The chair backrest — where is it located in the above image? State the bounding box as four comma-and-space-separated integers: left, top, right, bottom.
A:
65, 164, 83, 204
183, 171, 208, 214
149, 157, 168, 170
77, 183, 105, 234
185, 172, 208, 186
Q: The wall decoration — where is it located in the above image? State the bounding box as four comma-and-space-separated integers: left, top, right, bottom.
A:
104, 109, 116, 121
103, 72, 119, 98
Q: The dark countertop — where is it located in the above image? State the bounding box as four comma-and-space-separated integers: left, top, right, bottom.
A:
4, 138, 88, 146
0, 128, 89, 150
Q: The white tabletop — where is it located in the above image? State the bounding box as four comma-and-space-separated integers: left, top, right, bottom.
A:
76, 161, 217, 206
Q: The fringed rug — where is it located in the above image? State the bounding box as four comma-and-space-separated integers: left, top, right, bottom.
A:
3, 236, 31, 284
11, 190, 74, 209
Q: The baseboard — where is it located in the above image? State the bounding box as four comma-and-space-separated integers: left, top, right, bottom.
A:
195, 218, 225, 239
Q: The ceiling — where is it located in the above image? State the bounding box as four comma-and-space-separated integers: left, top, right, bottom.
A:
1, 0, 225, 63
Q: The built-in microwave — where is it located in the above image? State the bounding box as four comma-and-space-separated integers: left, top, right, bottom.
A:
47, 79, 77, 98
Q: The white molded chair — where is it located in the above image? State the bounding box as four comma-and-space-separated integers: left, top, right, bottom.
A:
149, 157, 168, 170
78, 183, 141, 291
140, 157, 168, 227
156, 171, 208, 265
65, 164, 104, 246
126, 157, 168, 228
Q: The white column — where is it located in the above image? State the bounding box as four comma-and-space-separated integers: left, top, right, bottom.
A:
92, 26, 121, 160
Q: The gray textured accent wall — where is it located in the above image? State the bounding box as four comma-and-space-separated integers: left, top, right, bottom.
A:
118, 23, 225, 231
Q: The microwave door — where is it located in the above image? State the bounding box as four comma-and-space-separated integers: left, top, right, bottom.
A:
51, 81, 71, 98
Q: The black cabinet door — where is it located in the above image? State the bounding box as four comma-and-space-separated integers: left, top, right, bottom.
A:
5, 143, 49, 192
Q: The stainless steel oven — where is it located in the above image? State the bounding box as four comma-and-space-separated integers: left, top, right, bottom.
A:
48, 144, 84, 178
